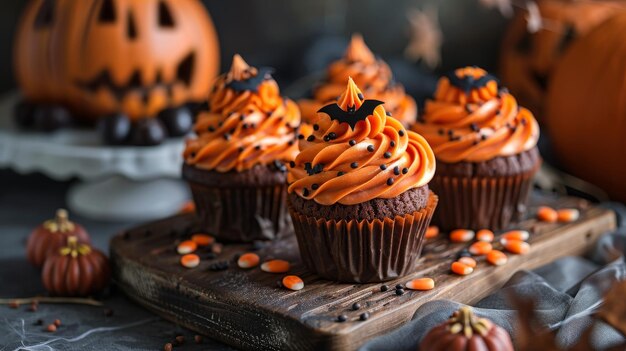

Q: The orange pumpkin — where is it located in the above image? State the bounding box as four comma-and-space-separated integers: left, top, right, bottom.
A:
420, 307, 514, 351
42, 236, 110, 297
499, 0, 623, 119
546, 11, 626, 203
14, 0, 219, 121
26, 209, 91, 268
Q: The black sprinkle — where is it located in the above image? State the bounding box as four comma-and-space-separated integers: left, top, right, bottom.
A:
218, 121, 223, 127
288, 140, 294, 146
386, 111, 392, 117
223, 133, 231, 141
402, 167, 409, 174
298, 134, 304, 140
239, 115, 245, 121
255, 145, 261, 150
337, 315, 348, 323
242, 123, 249, 129
302, 188, 309, 197
380, 285, 389, 292
359, 312, 370, 321
352, 302, 361, 311
481, 134, 487, 141
438, 129, 444, 135
399, 130, 405, 137
289, 161, 296, 168
35, 319, 44, 326
367, 145, 375, 152
457, 249, 472, 259
337, 171, 345, 176
208, 126, 215, 132
328, 132, 337, 140
307, 135, 315, 142
390, 141, 396, 147
357, 93, 364, 100
349, 139, 356, 146
393, 166, 400, 175
450, 135, 461, 142
238, 147, 244, 153
470, 123, 479, 132
396, 284, 404, 290
311, 183, 319, 190
384, 152, 392, 159
395, 288, 405, 296
313, 124, 319, 131
380, 164, 387, 170
351, 162, 358, 169
230, 128, 236, 134
447, 130, 454, 136
387, 178, 394, 186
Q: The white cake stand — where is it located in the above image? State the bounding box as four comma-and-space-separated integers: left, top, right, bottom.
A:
0, 93, 190, 221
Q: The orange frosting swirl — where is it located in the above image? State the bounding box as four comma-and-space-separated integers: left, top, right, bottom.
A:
412, 67, 540, 163
184, 55, 300, 172
299, 34, 417, 127
288, 78, 435, 206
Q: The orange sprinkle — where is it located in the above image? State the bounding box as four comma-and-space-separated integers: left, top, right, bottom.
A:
450, 229, 475, 243
457, 256, 477, 268
476, 229, 494, 242
177, 240, 198, 255
261, 259, 290, 273
502, 239, 530, 255
406, 278, 435, 291
487, 250, 508, 266
451, 262, 473, 275
180, 254, 200, 268
191, 234, 215, 247
237, 253, 260, 269
282, 275, 304, 291
425, 226, 440, 239
537, 206, 557, 223
469, 241, 493, 255
501, 230, 529, 242
557, 208, 580, 223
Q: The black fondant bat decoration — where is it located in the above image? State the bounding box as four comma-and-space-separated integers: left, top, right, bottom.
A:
445, 70, 499, 94
317, 99, 384, 130
226, 67, 275, 93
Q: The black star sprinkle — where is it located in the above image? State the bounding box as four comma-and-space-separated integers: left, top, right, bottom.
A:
307, 135, 315, 142
367, 145, 375, 152
387, 178, 394, 186
380, 164, 387, 170
393, 166, 400, 175
313, 124, 319, 131
402, 167, 408, 174
384, 152, 392, 158
351, 162, 359, 169
349, 139, 356, 146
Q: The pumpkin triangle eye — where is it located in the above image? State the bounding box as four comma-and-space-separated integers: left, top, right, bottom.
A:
177, 52, 195, 86
98, 0, 116, 23
34, 0, 55, 29
158, 1, 175, 28
127, 11, 138, 39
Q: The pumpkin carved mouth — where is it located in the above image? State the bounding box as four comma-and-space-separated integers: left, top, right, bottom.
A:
76, 51, 195, 101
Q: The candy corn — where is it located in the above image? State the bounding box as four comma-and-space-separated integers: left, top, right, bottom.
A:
502, 239, 530, 255
451, 262, 473, 275
487, 250, 508, 266
261, 259, 290, 273
425, 226, 440, 239
457, 257, 477, 268
177, 240, 197, 255
469, 241, 493, 255
557, 208, 580, 223
180, 254, 200, 268
450, 229, 475, 243
191, 234, 214, 246
476, 229, 494, 242
238, 253, 260, 269
501, 230, 529, 242
282, 275, 304, 291
406, 278, 435, 291
537, 206, 557, 223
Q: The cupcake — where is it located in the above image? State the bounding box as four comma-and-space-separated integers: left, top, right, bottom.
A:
412, 67, 541, 231
288, 77, 437, 283
298, 34, 417, 128
183, 55, 301, 242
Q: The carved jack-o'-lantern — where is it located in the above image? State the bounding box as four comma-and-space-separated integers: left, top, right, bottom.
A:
546, 12, 626, 203
499, 0, 624, 120
13, 0, 220, 145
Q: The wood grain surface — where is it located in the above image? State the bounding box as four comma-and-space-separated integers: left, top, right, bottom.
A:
110, 195, 616, 351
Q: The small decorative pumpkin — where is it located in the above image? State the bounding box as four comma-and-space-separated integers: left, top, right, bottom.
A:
419, 306, 514, 351
546, 11, 626, 203
13, 0, 220, 144
499, 0, 623, 119
42, 236, 110, 296
26, 209, 91, 268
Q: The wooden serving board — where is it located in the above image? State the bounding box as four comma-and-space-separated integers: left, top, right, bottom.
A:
110, 195, 615, 351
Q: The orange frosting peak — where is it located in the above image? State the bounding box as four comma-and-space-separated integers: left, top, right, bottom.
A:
227, 54, 257, 82
338, 77, 364, 111
345, 34, 376, 64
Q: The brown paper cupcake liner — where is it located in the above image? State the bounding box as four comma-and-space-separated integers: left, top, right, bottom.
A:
289, 192, 438, 283
188, 181, 291, 242
430, 168, 538, 232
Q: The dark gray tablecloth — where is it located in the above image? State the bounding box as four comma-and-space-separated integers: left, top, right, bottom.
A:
361, 203, 626, 351
2, 170, 625, 350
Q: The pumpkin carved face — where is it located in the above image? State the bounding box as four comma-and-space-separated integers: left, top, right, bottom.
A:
14, 0, 220, 121
499, 0, 623, 119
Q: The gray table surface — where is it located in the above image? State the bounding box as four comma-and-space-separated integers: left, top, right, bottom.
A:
0, 170, 234, 351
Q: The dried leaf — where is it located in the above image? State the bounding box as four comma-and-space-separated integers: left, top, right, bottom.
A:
404, 6, 443, 69
597, 280, 626, 337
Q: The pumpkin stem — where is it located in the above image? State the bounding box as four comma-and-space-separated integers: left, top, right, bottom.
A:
60, 236, 91, 257
44, 208, 76, 233
448, 306, 493, 338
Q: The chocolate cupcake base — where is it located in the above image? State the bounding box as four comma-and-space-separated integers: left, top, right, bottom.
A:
430, 149, 540, 231
289, 191, 438, 283
183, 164, 291, 242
